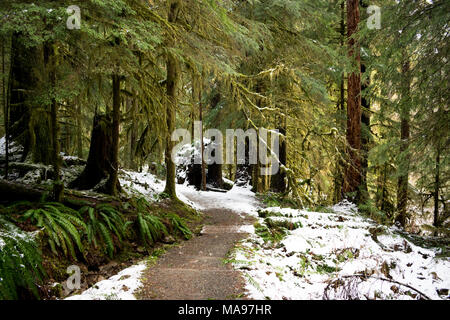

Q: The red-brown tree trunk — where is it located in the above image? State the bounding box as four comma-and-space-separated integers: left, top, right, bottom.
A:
344, 0, 362, 198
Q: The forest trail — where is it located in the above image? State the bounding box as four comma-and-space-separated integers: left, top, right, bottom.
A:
137, 189, 256, 300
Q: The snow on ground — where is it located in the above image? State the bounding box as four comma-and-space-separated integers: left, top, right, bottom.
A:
176, 183, 260, 215
3, 147, 447, 301
120, 169, 165, 199
65, 262, 147, 300
65, 176, 260, 300
119, 169, 200, 210
0, 136, 23, 155
120, 167, 260, 214
229, 200, 450, 300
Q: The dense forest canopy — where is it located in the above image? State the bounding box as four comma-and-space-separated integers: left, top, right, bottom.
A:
0, 0, 448, 227
0, 0, 448, 300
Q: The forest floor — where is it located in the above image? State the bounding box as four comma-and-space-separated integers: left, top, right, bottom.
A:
2, 142, 448, 300
64, 175, 450, 300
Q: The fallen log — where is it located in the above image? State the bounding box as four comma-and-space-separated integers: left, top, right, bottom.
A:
0, 179, 46, 202
0, 179, 117, 209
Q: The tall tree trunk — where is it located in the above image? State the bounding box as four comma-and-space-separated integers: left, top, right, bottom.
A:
359, 0, 371, 203
76, 101, 83, 159
271, 113, 287, 193
433, 140, 441, 228
70, 114, 113, 190
396, 60, 411, 227
9, 37, 52, 164
128, 91, 138, 171
2, 38, 9, 179
334, 0, 346, 203
360, 63, 371, 201
46, 43, 63, 201
106, 74, 121, 196
163, 0, 181, 199
199, 87, 206, 191
344, 0, 362, 200
251, 130, 260, 193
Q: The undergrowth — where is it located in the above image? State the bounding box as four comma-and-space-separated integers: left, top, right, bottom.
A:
0, 216, 45, 300
80, 204, 130, 258
0, 196, 195, 299
21, 202, 86, 260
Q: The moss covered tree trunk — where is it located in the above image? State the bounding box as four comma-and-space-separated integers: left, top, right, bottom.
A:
75, 100, 83, 159
360, 62, 371, 202
45, 42, 63, 201
343, 0, 362, 199
271, 114, 287, 193
199, 89, 207, 191
9, 35, 52, 165
163, 0, 181, 199
396, 60, 411, 227
106, 74, 121, 196
433, 141, 441, 228
333, 0, 346, 203
2, 38, 9, 179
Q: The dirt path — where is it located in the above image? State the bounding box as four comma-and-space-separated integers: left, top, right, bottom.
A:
137, 192, 255, 300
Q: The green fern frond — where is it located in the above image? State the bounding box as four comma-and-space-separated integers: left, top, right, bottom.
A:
17, 203, 86, 260
165, 213, 193, 239
0, 216, 46, 300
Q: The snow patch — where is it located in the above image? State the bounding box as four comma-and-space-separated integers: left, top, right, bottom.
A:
231, 202, 450, 300
65, 262, 147, 300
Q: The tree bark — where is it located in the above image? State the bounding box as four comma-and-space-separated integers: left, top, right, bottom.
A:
433, 141, 441, 228
163, 0, 181, 199
199, 85, 206, 191
344, 0, 362, 195
396, 60, 411, 227
360, 62, 371, 201
70, 115, 114, 191
359, 0, 371, 203
235, 135, 253, 187
76, 100, 83, 159
9, 35, 52, 165
334, 0, 346, 203
271, 115, 287, 193
128, 90, 138, 171
2, 37, 9, 179
0, 179, 45, 203
106, 74, 121, 196
46, 42, 64, 202
343, 0, 362, 199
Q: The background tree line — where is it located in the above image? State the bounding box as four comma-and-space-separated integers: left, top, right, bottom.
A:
0, 0, 448, 233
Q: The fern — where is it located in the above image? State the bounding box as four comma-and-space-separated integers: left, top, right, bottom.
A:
0, 216, 46, 300
80, 204, 128, 258
165, 213, 193, 240
136, 213, 168, 246
19, 202, 86, 260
